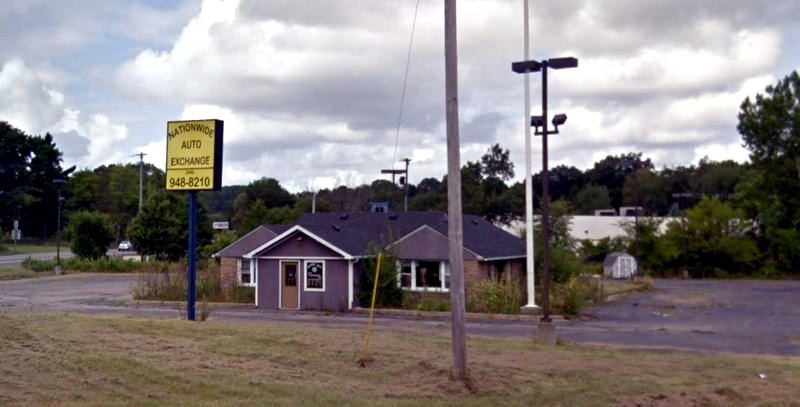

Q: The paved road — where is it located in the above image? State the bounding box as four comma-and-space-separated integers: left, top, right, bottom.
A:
0, 274, 798, 356
0, 250, 74, 267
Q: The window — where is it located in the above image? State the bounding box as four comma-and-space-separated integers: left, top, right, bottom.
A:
396, 260, 449, 292
304, 261, 325, 291
399, 261, 412, 288
238, 258, 254, 286
416, 261, 441, 288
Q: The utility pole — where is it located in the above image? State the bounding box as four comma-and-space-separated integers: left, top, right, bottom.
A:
132, 152, 147, 212
444, 0, 467, 381
402, 158, 411, 212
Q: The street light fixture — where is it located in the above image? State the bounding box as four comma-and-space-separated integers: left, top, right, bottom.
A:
512, 56, 578, 328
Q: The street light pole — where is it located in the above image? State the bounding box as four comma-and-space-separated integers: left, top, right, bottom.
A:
512, 56, 577, 342
54, 178, 67, 274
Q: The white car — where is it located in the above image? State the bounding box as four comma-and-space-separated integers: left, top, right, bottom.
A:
118, 240, 133, 251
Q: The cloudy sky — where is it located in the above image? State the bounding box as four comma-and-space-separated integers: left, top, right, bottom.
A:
2, 0, 799, 191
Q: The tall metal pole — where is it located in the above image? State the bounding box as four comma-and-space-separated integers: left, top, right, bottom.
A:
444, 0, 467, 381
522, 0, 538, 310
540, 63, 552, 322
402, 158, 411, 212
187, 192, 198, 321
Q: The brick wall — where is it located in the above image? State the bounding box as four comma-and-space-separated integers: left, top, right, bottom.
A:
463, 260, 491, 300
220, 257, 238, 294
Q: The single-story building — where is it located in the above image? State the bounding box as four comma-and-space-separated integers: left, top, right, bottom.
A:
603, 251, 638, 279
214, 212, 526, 311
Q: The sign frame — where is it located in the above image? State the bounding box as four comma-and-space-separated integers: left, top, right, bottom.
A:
165, 119, 224, 191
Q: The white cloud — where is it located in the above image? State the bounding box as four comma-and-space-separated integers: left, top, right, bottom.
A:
109, 0, 791, 188
0, 59, 64, 134
0, 58, 129, 169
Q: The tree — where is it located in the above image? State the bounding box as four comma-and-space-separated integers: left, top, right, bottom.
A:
128, 191, 212, 260
0, 122, 65, 239
480, 143, 514, 181
620, 217, 679, 274
662, 199, 760, 278
573, 184, 612, 214
67, 211, 114, 259
586, 153, 653, 210
736, 72, 800, 272
232, 177, 295, 229
622, 168, 669, 215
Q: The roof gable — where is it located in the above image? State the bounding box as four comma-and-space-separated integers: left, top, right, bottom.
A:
215, 225, 282, 258
244, 225, 353, 259
390, 225, 478, 261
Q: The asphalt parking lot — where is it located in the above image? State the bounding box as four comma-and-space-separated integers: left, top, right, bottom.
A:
0, 273, 798, 356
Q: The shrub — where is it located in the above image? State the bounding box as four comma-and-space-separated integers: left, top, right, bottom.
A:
67, 211, 115, 259
357, 245, 404, 308
467, 276, 524, 315
552, 274, 604, 316
401, 292, 450, 312
132, 263, 253, 303
62, 256, 163, 273
21, 257, 55, 272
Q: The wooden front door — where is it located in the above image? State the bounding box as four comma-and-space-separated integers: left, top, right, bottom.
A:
281, 261, 299, 309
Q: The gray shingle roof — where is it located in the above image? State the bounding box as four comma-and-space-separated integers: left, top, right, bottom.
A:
214, 224, 290, 257
293, 212, 524, 259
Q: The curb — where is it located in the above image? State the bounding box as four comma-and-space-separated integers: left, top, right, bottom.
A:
351, 307, 570, 323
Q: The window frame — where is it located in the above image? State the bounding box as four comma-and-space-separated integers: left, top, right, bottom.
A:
303, 260, 326, 292
396, 260, 449, 292
238, 258, 256, 287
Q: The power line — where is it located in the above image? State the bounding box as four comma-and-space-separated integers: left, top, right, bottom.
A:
391, 0, 422, 170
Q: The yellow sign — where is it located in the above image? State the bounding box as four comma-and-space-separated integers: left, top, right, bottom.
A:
166, 119, 223, 191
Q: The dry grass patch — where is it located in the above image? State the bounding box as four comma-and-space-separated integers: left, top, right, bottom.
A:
0, 311, 799, 406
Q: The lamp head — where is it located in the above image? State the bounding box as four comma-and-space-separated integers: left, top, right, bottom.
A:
552, 114, 567, 126
512, 60, 542, 74
530, 115, 544, 128
548, 57, 578, 70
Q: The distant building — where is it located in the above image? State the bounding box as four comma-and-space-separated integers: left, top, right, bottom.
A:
594, 209, 617, 216
503, 215, 679, 243
619, 206, 644, 216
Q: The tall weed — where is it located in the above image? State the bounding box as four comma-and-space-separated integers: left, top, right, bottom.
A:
467, 276, 524, 315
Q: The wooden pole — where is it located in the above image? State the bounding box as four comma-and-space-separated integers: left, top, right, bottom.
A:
444, 0, 467, 381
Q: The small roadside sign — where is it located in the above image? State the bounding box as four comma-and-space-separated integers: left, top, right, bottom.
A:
212, 221, 229, 230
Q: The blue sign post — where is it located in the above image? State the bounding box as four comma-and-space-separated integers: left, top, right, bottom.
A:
187, 191, 198, 321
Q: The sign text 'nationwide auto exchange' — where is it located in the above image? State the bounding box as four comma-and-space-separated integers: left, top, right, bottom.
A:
165, 119, 223, 191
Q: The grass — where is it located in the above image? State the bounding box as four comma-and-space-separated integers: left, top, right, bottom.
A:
0, 243, 58, 256
1, 311, 799, 406
601, 277, 654, 297
0, 265, 41, 281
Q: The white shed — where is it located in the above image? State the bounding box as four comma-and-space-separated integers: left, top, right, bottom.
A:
603, 252, 638, 279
